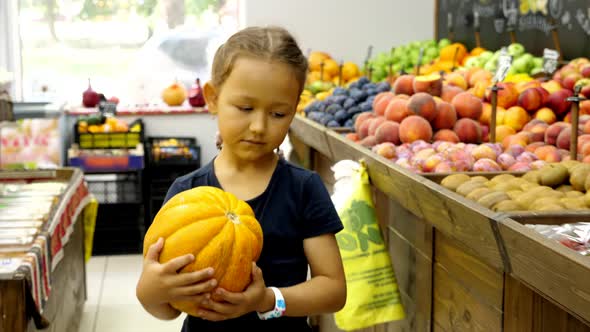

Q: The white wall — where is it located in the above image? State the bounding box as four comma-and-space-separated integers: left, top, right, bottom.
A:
240, 0, 436, 65
0, 0, 22, 100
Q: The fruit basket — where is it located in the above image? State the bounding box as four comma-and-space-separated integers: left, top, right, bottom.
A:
74, 116, 144, 149
147, 137, 200, 166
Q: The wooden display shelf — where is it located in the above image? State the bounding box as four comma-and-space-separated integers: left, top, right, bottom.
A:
288, 114, 590, 331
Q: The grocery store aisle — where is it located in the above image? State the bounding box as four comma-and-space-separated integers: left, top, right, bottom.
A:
79, 255, 185, 332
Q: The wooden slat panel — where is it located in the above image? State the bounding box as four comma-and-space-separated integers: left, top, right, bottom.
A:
434, 231, 504, 311
290, 115, 332, 160
288, 131, 311, 169
0, 279, 27, 331
504, 275, 534, 332
498, 218, 590, 325
433, 264, 503, 332
387, 199, 433, 332
314, 150, 336, 193
326, 130, 504, 270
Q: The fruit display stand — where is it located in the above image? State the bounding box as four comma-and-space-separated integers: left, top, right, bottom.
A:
288, 115, 590, 331
0, 168, 90, 332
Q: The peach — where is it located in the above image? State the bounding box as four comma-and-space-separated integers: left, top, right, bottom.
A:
407, 93, 438, 122
423, 153, 445, 173
518, 88, 544, 113
413, 74, 443, 96
472, 80, 490, 99
354, 112, 375, 133
581, 86, 590, 99
473, 158, 502, 172
468, 69, 493, 88
368, 116, 387, 136
393, 94, 410, 100
359, 135, 378, 148
399, 115, 433, 144
523, 120, 549, 142
358, 120, 372, 139
536, 87, 550, 105
581, 100, 590, 116
577, 135, 590, 153
373, 92, 395, 116
454, 118, 482, 143
433, 129, 460, 143
581, 64, 590, 78
534, 107, 557, 124
556, 127, 573, 150
441, 85, 464, 103
479, 103, 506, 126
544, 122, 568, 146
502, 134, 529, 150
393, 75, 415, 96
541, 80, 562, 94
471, 144, 497, 161
445, 72, 468, 90
504, 106, 530, 131
373, 142, 397, 159
497, 153, 516, 170
494, 125, 516, 143
534, 145, 562, 162
515, 80, 541, 95
562, 73, 582, 91
525, 142, 546, 153
452, 92, 483, 120
508, 162, 532, 172
375, 121, 401, 145
485, 82, 519, 109
584, 155, 590, 164
384, 99, 411, 123
547, 89, 574, 116
345, 133, 359, 142
433, 101, 457, 130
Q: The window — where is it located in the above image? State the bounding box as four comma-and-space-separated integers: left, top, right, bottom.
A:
18, 0, 239, 105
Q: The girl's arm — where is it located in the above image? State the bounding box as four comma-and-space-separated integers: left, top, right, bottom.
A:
263, 233, 346, 316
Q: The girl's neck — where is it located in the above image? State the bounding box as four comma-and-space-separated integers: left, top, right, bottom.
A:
216, 147, 278, 173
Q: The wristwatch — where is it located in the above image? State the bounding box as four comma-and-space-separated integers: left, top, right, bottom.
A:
257, 287, 286, 320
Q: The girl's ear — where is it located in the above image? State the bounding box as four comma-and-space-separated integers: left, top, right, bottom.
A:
203, 82, 219, 114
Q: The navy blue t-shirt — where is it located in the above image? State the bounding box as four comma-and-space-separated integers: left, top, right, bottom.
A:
161, 157, 343, 332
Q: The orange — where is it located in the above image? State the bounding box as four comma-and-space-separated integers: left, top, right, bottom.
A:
308, 51, 331, 72
323, 59, 340, 77
341, 62, 360, 81
439, 43, 468, 63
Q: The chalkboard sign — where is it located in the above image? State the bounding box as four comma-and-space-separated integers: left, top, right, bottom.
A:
436, 0, 590, 60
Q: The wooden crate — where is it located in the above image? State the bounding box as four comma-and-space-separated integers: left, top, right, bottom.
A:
289, 118, 590, 331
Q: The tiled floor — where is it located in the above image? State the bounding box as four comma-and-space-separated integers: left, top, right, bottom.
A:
79, 255, 185, 332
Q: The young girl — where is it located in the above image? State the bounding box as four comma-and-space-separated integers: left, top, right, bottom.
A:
136, 26, 347, 331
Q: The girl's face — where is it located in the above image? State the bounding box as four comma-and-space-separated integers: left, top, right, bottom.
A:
207, 57, 301, 161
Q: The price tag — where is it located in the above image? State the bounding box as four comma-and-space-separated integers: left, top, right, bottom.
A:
99, 101, 118, 117
474, 11, 480, 31
493, 47, 512, 83
543, 48, 560, 75
364, 45, 374, 66
448, 13, 454, 31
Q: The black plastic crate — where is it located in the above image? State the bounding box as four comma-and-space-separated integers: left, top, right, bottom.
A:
146, 136, 200, 166
92, 203, 144, 255
85, 172, 142, 204
74, 119, 144, 149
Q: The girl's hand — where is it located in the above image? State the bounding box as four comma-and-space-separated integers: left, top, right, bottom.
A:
197, 262, 270, 321
136, 238, 218, 306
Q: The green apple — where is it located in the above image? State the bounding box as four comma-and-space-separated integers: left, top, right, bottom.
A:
425, 46, 438, 59
484, 61, 497, 72
465, 57, 482, 68
479, 51, 494, 62
532, 57, 543, 69
438, 38, 451, 48
530, 67, 544, 76
508, 43, 525, 58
